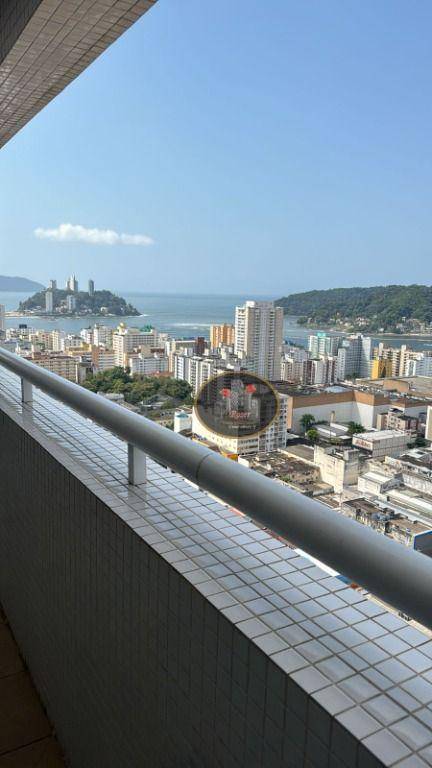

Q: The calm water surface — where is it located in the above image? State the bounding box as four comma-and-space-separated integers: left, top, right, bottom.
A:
1, 291, 432, 352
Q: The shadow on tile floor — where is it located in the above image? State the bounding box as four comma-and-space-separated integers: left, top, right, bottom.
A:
0, 605, 65, 767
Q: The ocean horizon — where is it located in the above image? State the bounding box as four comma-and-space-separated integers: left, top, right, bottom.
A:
1, 290, 432, 352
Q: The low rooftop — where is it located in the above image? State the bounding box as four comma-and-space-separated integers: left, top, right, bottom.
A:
354, 430, 410, 442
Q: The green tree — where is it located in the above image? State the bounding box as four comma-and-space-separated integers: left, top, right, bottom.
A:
159, 379, 192, 400
83, 368, 192, 407
306, 428, 319, 444
347, 422, 364, 435
84, 367, 131, 393
300, 414, 315, 431
276, 284, 432, 332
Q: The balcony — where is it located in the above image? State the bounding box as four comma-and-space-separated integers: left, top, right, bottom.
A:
1, 349, 432, 767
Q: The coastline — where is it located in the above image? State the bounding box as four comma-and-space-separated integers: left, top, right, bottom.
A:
293, 321, 432, 341
6, 311, 141, 320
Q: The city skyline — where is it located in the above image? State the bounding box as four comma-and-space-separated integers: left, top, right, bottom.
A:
2, 0, 432, 293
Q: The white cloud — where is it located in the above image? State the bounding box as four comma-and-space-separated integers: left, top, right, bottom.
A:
34, 223, 154, 247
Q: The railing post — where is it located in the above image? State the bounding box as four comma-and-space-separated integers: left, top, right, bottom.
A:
128, 444, 146, 485
21, 378, 33, 403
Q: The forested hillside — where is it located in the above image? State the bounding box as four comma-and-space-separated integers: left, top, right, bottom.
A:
276, 285, 432, 332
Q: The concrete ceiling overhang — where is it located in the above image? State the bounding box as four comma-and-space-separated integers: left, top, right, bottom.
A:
0, 0, 156, 148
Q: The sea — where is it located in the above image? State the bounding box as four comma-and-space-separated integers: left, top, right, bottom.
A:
1, 290, 432, 353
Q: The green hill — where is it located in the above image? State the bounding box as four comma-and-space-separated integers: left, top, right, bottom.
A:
276, 284, 432, 332
19, 288, 139, 317
0, 275, 44, 292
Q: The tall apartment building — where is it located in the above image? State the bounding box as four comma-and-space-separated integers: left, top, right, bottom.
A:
166, 339, 197, 373
286, 346, 310, 363
88, 279, 95, 296
67, 295, 77, 312
194, 336, 206, 356
310, 357, 337, 386
172, 354, 215, 395
405, 354, 432, 377
112, 325, 158, 367
29, 330, 54, 351
210, 323, 235, 349
62, 334, 83, 350
281, 356, 310, 384
281, 352, 336, 386
48, 279, 57, 290
66, 274, 78, 292
373, 343, 413, 378
258, 394, 288, 453
0, 304, 5, 333
308, 332, 340, 358
93, 325, 113, 348
190, 356, 215, 393
370, 357, 393, 380
234, 300, 283, 380
281, 347, 310, 383
45, 289, 54, 313
127, 354, 169, 376
80, 328, 94, 345
51, 330, 65, 352
27, 353, 86, 383
91, 347, 117, 372
336, 335, 372, 380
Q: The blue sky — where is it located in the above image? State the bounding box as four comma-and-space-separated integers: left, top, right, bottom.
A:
1, 0, 432, 295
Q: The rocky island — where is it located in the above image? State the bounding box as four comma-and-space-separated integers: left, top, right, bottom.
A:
18, 288, 139, 317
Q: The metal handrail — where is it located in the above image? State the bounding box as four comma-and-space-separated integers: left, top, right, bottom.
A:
1, 345, 432, 629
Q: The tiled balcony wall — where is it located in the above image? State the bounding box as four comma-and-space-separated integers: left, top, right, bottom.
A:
0, 0, 156, 147
0, 0, 42, 63
0, 368, 432, 767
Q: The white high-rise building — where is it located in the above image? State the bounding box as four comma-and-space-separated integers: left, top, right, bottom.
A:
127, 353, 169, 376
0, 304, 5, 333
45, 289, 54, 313
310, 357, 337, 386
234, 300, 283, 380
405, 354, 432, 378
51, 330, 65, 352
172, 353, 215, 394
66, 295, 77, 312
93, 325, 113, 348
66, 274, 78, 292
336, 335, 372, 380
112, 325, 158, 367
80, 327, 94, 345
258, 393, 288, 452
308, 332, 340, 358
